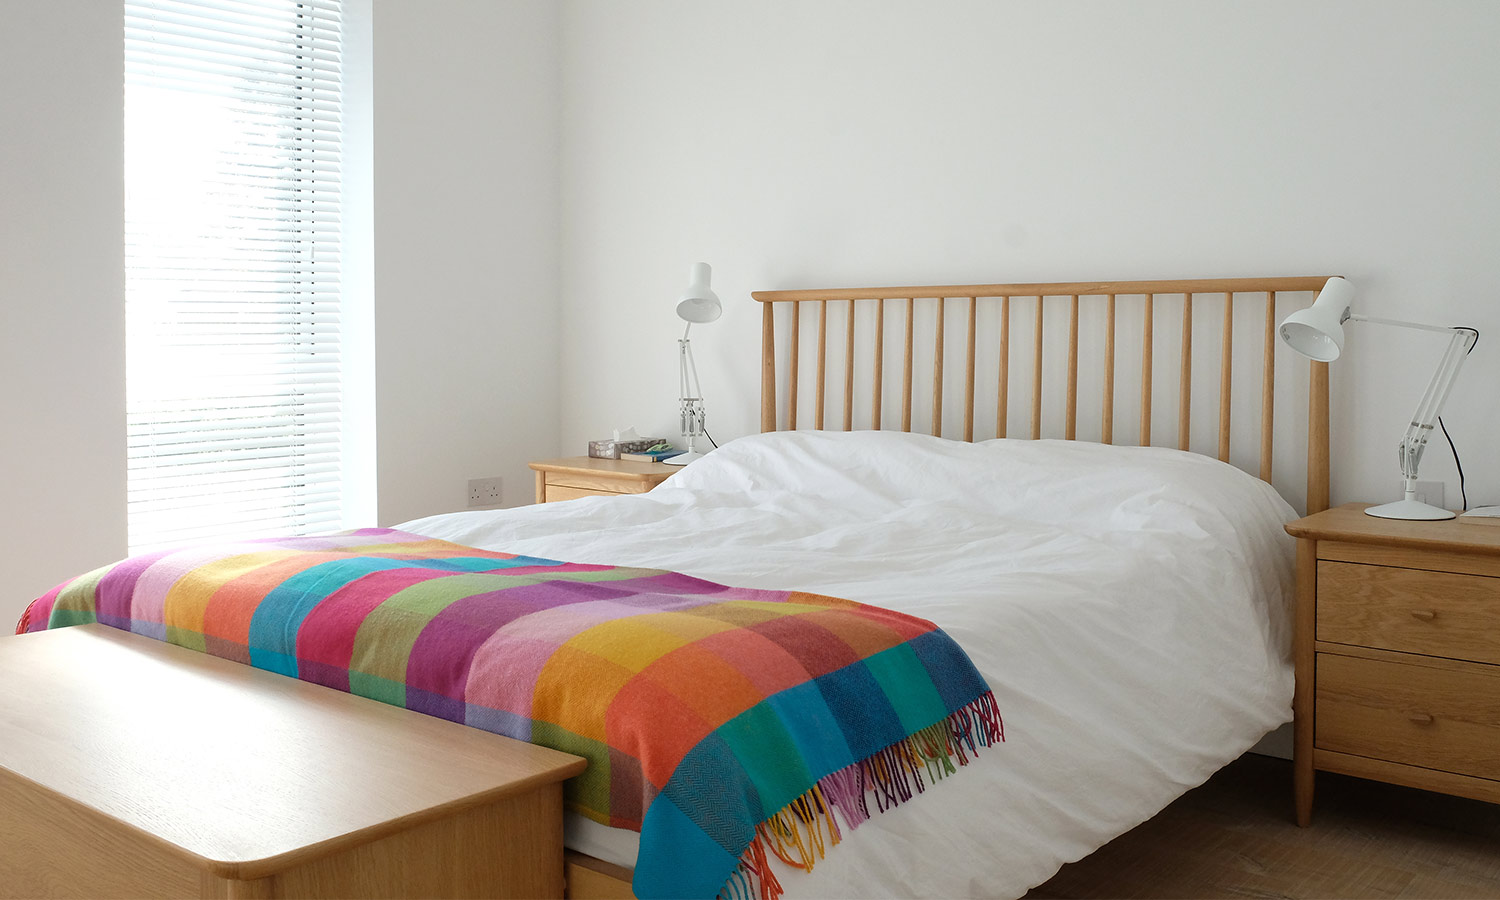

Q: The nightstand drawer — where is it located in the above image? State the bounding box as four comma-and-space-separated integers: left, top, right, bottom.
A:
545, 485, 620, 503
547, 472, 656, 495
1316, 652, 1500, 782
1317, 561, 1500, 665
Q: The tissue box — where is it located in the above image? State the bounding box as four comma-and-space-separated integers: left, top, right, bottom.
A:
588, 437, 664, 459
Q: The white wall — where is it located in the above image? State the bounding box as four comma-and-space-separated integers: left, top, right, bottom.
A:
558, 0, 1500, 511
0, 0, 126, 628
374, 0, 561, 525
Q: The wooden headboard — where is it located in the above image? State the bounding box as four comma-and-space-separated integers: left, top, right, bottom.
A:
753, 277, 1332, 515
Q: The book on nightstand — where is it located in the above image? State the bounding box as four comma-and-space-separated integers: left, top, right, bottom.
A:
620, 449, 684, 463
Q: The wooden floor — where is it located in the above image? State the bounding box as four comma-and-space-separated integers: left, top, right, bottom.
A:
1027, 754, 1500, 899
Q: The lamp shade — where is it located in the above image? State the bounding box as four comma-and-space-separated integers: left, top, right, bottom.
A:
1279, 276, 1355, 362
676, 262, 722, 324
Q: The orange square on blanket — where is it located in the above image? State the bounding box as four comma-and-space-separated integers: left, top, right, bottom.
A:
203, 553, 338, 644
639, 643, 764, 725
607, 674, 716, 788
532, 645, 635, 742
165, 550, 301, 638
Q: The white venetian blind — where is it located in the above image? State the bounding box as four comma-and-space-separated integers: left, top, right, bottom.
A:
125, 0, 345, 553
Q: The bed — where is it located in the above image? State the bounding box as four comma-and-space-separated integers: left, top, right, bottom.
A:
406, 276, 1335, 898
11, 276, 1333, 900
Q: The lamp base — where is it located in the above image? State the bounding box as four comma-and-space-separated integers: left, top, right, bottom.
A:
663, 450, 707, 467
1364, 499, 1455, 521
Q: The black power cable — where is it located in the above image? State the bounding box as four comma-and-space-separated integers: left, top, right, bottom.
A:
1439, 416, 1467, 511
1438, 326, 1480, 511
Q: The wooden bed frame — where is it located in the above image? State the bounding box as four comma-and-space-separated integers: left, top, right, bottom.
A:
755, 277, 1331, 515
568, 275, 1336, 899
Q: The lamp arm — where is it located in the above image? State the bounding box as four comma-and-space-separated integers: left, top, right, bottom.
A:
680, 324, 703, 402
679, 322, 694, 401
1347, 313, 1467, 335
1395, 327, 1477, 484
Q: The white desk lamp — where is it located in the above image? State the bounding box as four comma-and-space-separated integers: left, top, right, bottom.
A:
1279, 276, 1478, 521
665, 262, 721, 466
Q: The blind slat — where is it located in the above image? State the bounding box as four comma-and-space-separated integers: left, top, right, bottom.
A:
129, 453, 343, 480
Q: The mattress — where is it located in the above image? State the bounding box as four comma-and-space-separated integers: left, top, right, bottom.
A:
399, 430, 1296, 899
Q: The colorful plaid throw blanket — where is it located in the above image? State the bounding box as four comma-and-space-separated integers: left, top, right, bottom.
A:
18, 529, 1002, 899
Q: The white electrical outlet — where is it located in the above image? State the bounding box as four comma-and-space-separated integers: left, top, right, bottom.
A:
1413, 480, 1445, 510
467, 477, 503, 508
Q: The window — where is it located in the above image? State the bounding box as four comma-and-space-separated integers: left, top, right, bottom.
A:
125, 0, 345, 552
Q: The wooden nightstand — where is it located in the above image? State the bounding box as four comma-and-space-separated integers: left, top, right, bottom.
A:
528, 456, 676, 504
1285, 503, 1500, 826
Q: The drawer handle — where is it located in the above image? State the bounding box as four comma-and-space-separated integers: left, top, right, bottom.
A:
1409, 610, 1437, 622
1408, 713, 1435, 726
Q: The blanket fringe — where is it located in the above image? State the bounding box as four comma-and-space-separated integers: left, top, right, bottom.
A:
719, 690, 1004, 900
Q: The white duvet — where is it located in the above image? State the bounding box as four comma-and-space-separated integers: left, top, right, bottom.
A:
400, 431, 1295, 899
